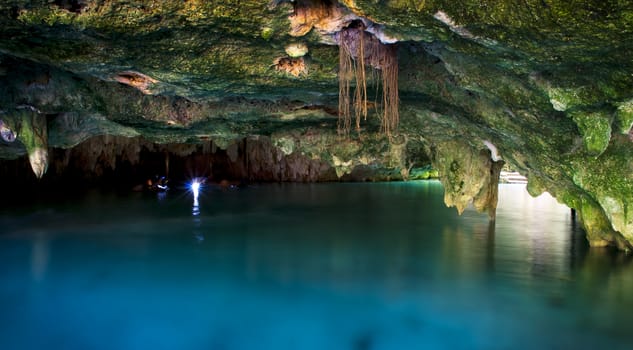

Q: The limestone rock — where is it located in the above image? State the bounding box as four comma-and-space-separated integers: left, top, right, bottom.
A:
0, 0, 632, 249
430, 140, 504, 220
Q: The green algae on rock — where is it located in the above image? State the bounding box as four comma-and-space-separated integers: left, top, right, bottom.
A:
0, 0, 632, 250
2, 108, 49, 178
429, 139, 504, 219
569, 109, 613, 157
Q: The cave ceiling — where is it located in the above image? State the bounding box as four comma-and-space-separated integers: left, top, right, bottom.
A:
0, 0, 632, 249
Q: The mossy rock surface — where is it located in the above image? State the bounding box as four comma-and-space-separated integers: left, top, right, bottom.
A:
0, 0, 632, 249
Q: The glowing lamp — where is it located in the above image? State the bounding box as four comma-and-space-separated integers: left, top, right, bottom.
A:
190, 181, 201, 199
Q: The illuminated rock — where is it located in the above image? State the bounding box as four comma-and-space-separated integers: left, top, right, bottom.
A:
0, 0, 631, 249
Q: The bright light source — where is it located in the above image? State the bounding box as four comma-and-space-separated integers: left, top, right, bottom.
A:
190, 181, 201, 199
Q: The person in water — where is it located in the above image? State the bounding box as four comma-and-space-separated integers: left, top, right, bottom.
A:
131, 175, 168, 192
142, 175, 169, 192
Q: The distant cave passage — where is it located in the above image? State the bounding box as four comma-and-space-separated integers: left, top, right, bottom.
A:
0, 136, 339, 193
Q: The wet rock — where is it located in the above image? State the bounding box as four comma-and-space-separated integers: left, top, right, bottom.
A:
431, 140, 504, 220
0, 0, 632, 249
285, 42, 309, 58
569, 109, 612, 156
2, 108, 49, 179
0, 119, 17, 142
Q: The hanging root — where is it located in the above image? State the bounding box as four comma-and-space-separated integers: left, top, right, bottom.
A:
337, 24, 398, 137
353, 25, 367, 133
338, 29, 353, 136
380, 44, 399, 137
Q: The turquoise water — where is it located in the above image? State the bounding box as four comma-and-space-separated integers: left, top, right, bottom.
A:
1, 181, 633, 349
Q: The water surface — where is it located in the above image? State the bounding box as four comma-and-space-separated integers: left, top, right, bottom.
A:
1, 181, 632, 349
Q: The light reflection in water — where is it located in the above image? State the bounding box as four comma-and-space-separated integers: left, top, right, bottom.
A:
192, 183, 203, 242
156, 191, 167, 202
1, 182, 633, 349
439, 185, 578, 288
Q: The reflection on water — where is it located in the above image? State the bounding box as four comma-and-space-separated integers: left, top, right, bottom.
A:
441, 187, 581, 283
192, 184, 203, 243
30, 232, 49, 282
1, 181, 632, 349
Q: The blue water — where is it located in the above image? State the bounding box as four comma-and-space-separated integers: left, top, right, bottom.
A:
1, 181, 632, 349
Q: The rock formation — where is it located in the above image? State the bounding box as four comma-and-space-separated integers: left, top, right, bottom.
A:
0, 1, 631, 249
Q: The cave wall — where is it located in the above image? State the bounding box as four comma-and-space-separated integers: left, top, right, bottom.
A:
0, 1, 632, 249
0, 132, 437, 192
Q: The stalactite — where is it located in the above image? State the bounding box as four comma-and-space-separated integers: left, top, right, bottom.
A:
4, 108, 49, 179
164, 151, 170, 177
431, 140, 505, 221
202, 140, 213, 154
